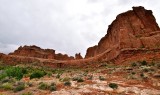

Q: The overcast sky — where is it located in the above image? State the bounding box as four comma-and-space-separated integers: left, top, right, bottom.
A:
0, 0, 159, 57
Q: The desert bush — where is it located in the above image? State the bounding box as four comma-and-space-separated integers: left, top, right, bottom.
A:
109, 83, 118, 89
72, 77, 83, 82
64, 81, 71, 86
131, 62, 137, 67
56, 74, 61, 79
49, 85, 56, 91
49, 82, 56, 91
5, 66, 24, 80
140, 61, 147, 66
87, 75, 93, 80
99, 76, 106, 81
0, 72, 7, 81
30, 70, 46, 79
1, 82, 13, 90
143, 68, 149, 72
131, 72, 136, 75
77, 78, 84, 82
38, 82, 49, 90
140, 73, 144, 77
47, 72, 52, 77
14, 82, 25, 92
62, 77, 70, 82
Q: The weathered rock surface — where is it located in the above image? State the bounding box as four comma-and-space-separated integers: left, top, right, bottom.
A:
9, 45, 74, 61
55, 53, 74, 60
9, 45, 55, 59
75, 53, 83, 59
85, 6, 160, 62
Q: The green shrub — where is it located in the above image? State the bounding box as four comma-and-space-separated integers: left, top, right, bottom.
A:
72, 77, 79, 81
49, 85, 56, 91
64, 81, 71, 86
47, 72, 52, 77
131, 72, 136, 75
143, 68, 149, 72
140, 61, 147, 66
87, 75, 93, 80
1, 82, 13, 90
109, 83, 118, 89
72, 77, 84, 82
50, 82, 56, 90
5, 66, 24, 80
0, 73, 7, 81
140, 73, 144, 77
77, 78, 84, 82
26, 82, 33, 87
38, 82, 49, 90
99, 76, 106, 81
30, 70, 46, 79
56, 74, 61, 79
131, 62, 137, 67
50, 83, 57, 91
14, 82, 25, 92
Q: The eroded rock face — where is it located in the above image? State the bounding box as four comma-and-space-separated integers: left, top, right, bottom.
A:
75, 53, 83, 59
85, 6, 160, 61
55, 53, 74, 60
9, 45, 55, 59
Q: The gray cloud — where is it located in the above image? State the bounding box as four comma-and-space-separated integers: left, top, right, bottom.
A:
0, 0, 159, 57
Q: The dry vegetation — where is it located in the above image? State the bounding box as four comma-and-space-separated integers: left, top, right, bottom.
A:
0, 60, 160, 95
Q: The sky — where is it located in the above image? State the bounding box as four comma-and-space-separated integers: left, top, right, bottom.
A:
0, 0, 159, 57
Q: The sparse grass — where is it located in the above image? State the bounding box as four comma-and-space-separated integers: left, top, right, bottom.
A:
38, 82, 57, 91
1, 82, 13, 90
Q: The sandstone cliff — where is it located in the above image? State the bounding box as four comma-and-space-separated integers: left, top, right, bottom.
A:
9, 45, 74, 60
9, 45, 55, 59
85, 6, 160, 61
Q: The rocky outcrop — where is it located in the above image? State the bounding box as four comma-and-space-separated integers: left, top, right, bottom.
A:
9, 45, 75, 60
85, 6, 160, 62
9, 45, 55, 59
75, 53, 83, 59
55, 53, 74, 60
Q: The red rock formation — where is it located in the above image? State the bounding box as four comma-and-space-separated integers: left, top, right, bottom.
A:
9, 45, 55, 59
55, 53, 74, 60
1, 6, 160, 68
85, 45, 97, 58
85, 6, 160, 62
75, 53, 83, 59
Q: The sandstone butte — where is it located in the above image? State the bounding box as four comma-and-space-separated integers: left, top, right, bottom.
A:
0, 6, 160, 68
